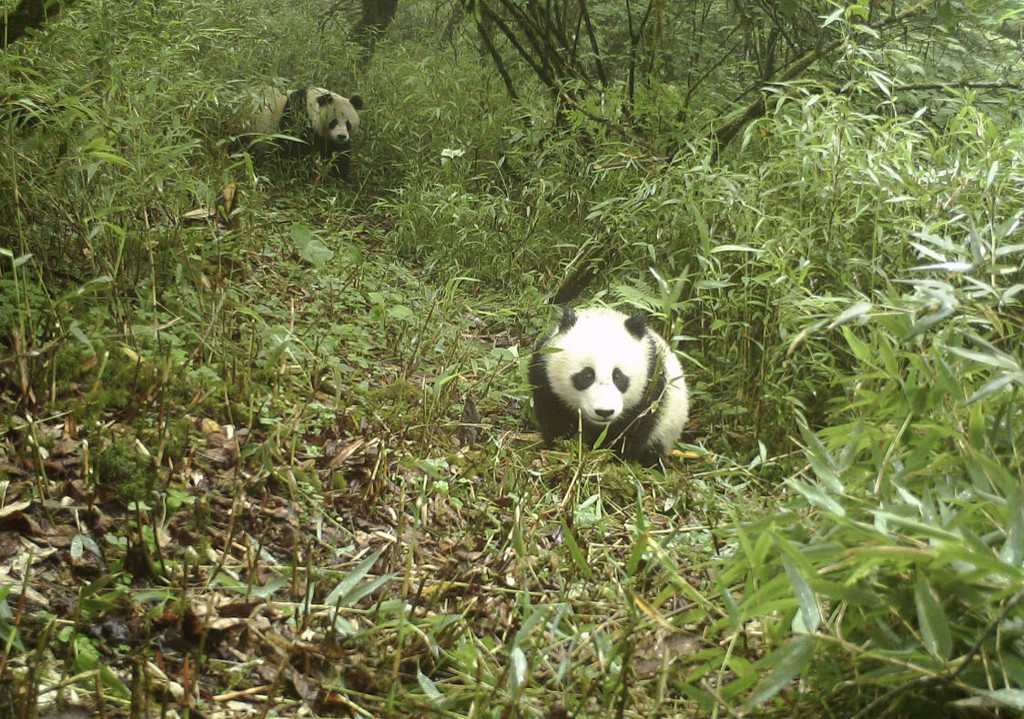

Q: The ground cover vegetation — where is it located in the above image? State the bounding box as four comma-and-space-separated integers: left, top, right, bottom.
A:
1, 0, 1023, 716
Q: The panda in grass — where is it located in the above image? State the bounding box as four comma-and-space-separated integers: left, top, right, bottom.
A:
529, 307, 690, 467
238, 86, 363, 179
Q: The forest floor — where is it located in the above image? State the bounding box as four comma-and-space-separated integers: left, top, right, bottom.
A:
1, 179, 746, 718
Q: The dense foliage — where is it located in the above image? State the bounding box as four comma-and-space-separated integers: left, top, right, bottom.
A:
1, 0, 1023, 716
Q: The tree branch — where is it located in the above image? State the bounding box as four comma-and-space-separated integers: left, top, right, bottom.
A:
709, 0, 943, 162
892, 81, 1022, 92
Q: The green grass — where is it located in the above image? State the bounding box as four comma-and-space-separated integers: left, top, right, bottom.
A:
1, 0, 1024, 717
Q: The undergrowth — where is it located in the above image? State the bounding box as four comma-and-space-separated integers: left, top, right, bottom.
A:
1, 0, 1023, 717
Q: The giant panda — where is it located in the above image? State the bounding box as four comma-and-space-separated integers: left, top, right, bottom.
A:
238, 86, 363, 179
529, 306, 690, 467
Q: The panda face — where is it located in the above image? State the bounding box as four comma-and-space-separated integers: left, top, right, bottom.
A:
305, 88, 362, 148
544, 308, 652, 426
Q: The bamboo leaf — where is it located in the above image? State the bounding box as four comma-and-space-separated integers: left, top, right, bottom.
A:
976, 689, 1024, 709
509, 646, 528, 694
782, 555, 821, 633
785, 477, 846, 516
830, 301, 872, 328
417, 670, 443, 702
999, 489, 1024, 567
965, 373, 1021, 404
915, 572, 952, 660
325, 546, 387, 606
560, 518, 594, 581
742, 634, 814, 711
796, 421, 844, 493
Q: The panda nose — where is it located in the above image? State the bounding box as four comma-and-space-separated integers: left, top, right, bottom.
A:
595, 408, 614, 419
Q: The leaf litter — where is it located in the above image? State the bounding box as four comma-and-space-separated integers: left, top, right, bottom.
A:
0, 212, 718, 719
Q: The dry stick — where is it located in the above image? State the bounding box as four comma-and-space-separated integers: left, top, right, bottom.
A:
256, 648, 294, 719
205, 479, 246, 590
213, 684, 273, 702
0, 553, 31, 678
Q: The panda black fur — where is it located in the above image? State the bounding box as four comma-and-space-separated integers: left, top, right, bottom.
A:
529, 306, 689, 467
239, 86, 363, 178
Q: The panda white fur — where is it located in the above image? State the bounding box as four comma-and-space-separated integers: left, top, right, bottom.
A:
529, 306, 689, 467
239, 86, 363, 178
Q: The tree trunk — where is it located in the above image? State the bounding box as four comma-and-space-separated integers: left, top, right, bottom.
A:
2, 0, 76, 49
352, 0, 398, 57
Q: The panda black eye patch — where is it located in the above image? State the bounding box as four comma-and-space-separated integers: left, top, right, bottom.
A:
572, 367, 596, 391
612, 368, 629, 393
329, 119, 339, 129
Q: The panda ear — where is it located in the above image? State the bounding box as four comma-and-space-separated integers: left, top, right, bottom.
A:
316, 93, 334, 107
558, 306, 577, 333
624, 312, 648, 340
349, 95, 363, 111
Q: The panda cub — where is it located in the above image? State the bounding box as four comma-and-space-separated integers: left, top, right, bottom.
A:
239, 86, 363, 178
529, 307, 689, 467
